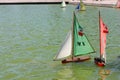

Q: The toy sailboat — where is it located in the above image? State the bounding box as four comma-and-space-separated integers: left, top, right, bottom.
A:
94, 11, 109, 67
54, 12, 95, 64
76, 3, 80, 10
76, 0, 86, 11
61, 0, 66, 8
116, 0, 120, 8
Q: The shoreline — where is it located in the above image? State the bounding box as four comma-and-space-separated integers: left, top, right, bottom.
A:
70, 0, 117, 7
0, 0, 118, 7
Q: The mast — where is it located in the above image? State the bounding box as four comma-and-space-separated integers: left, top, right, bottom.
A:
99, 11, 102, 59
71, 12, 75, 59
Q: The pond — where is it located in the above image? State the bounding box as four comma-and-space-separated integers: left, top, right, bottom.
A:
0, 4, 120, 80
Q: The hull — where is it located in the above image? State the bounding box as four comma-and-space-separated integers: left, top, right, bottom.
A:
61, 56, 90, 64
94, 57, 105, 67
61, 6, 66, 8
80, 6, 86, 11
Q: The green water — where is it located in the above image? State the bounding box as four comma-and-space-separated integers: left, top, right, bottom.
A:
0, 4, 120, 80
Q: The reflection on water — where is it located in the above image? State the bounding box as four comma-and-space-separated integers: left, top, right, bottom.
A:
98, 69, 111, 80
55, 68, 74, 80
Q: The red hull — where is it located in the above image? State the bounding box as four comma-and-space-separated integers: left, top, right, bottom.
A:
61, 56, 90, 64
94, 57, 105, 67
95, 61, 105, 67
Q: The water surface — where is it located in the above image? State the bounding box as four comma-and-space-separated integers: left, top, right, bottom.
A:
0, 4, 120, 80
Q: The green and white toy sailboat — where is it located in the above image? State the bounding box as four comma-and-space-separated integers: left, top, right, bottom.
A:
54, 12, 95, 64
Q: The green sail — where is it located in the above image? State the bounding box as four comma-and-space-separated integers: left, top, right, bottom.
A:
73, 13, 95, 56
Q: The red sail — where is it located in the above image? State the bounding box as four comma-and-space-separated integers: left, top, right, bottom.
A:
99, 16, 109, 59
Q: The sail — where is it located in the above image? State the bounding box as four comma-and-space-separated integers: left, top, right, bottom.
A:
76, 3, 80, 10
73, 13, 95, 56
54, 31, 72, 60
61, 0, 66, 8
99, 12, 109, 62
116, 0, 120, 8
80, 0, 86, 11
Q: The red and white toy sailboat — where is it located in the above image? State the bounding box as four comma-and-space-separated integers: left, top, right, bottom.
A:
94, 11, 109, 67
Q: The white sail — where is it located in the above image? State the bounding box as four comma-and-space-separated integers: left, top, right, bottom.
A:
61, 0, 66, 8
101, 37, 107, 63
102, 52, 106, 63
54, 31, 72, 60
